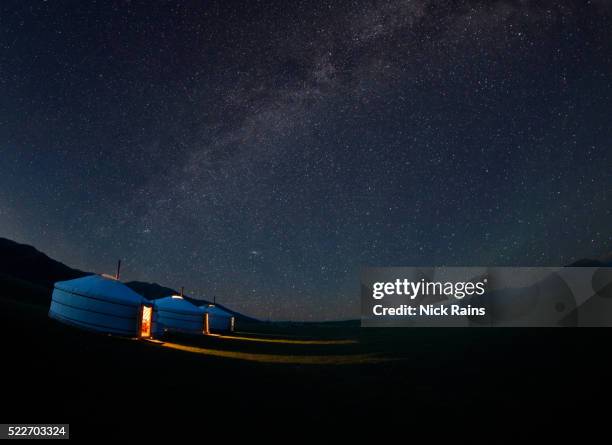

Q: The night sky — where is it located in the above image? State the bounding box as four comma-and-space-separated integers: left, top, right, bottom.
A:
1, 1, 611, 320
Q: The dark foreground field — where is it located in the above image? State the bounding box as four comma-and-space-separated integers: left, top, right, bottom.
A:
2, 294, 610, 438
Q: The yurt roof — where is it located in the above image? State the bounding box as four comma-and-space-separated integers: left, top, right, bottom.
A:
54, 274, 148, 307
154, 296, 203, 315
202, 305, 232, 317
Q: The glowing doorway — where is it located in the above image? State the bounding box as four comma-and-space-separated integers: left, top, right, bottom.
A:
139, 305, 153, 338
203, 312, 210, 335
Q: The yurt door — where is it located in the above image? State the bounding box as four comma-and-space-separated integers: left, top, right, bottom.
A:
203, 313, 210, 335
139, 305, 153, 338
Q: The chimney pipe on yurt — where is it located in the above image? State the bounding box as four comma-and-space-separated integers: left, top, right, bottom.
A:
115, 259, 122, 280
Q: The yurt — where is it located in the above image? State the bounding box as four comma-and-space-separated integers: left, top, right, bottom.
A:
152, 295, 206, 337
49, 274, 153, 338
202, 304, 235, 333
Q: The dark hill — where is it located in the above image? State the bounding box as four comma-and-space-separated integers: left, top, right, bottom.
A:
124, 281, 177, 300
0, 237, 88, 304
568, 252, 612, 267
0, 237, 88, 288
124, 280, 259, 322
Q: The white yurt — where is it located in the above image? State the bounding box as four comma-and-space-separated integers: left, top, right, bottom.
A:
49, 274, 153, 338
152, 295, 205, 336
202, 305, 235, 333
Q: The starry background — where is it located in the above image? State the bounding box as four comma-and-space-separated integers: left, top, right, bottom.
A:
1, 0, 611, 320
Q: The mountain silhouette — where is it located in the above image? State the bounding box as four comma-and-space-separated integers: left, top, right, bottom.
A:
568, 255, 612, 267
0, 237, 88, 288
124, 281, 178, 300
124, 280, 254, 321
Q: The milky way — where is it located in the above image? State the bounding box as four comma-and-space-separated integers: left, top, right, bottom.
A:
1, 1, 611, 320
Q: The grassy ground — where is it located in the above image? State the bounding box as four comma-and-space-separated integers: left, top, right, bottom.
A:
1, 293, 610, 438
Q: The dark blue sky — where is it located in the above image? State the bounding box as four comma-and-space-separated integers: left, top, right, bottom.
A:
1, 0, 611, 320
